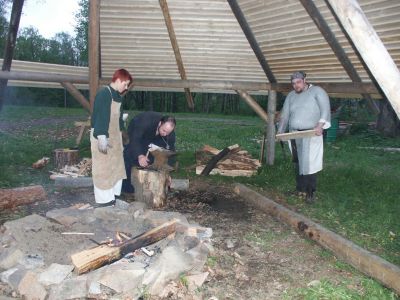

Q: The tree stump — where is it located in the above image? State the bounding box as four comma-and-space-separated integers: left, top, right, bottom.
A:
53, 148, 79, 170
132, 168, 169, 208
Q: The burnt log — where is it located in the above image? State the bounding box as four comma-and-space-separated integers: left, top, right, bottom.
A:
71, 219, 177, 274
0, 185, 47, 209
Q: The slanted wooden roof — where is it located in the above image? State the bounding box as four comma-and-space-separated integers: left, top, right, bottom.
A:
1, 0, 399, 114
98, 0, 399, 84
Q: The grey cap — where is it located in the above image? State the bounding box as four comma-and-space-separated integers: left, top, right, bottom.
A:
290, 71, 306, 81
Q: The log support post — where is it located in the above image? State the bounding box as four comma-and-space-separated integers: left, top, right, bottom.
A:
89, 0, 100, 113
61, 82, 91, 112
0, 0, 24, 112
236, 90, 268, 122
266, 90, 276, 165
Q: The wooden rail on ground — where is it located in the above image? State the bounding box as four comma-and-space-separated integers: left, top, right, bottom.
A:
233, 183, 400, 295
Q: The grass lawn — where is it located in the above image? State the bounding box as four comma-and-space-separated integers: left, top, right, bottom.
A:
0, 105, 399, 298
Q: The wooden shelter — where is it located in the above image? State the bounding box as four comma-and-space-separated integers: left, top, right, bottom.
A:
0, 0, 400, 163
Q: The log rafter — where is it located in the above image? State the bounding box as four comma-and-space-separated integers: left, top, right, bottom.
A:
159, 0, 194, 110
227, 0, 276, 83
0, 70, 382, 95
299, 0, 380, 115
326, 0, 400, 119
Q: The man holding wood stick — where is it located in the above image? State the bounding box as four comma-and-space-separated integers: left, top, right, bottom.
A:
278, 71, 331, 203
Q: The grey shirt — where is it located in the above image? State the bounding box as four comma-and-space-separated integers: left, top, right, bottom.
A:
278, 85, 331, 132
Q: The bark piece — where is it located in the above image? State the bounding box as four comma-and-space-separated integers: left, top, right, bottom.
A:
71, 219, 177, 275
0, 185, 47, 209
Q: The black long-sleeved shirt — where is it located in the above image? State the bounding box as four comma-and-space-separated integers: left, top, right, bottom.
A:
124, 111, 176, 165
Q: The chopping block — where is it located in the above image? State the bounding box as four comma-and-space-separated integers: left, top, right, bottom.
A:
132, 148, 176, 208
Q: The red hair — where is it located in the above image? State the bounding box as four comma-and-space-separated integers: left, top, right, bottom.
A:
111, 69, 133, 84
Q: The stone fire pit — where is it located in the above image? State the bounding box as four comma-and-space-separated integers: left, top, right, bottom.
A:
0, 200, 212, 299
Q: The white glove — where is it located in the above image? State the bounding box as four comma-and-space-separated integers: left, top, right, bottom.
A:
148, 143, 162, 152
122, 113, 129, 122
97, 135, 109, 154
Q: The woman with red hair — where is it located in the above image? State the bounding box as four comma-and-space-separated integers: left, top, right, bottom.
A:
90, 68, 133, 206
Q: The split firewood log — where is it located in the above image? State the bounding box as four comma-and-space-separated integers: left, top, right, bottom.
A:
71, 219, 177, 274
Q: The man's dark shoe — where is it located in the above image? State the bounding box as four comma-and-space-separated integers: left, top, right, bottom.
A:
305, 192, 315, 204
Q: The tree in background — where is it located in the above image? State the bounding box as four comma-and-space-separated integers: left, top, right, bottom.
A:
0, 0, 11, 57
74, 0, 88, 66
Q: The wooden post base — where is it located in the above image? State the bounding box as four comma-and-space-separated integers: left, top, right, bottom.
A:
132, 168, 169, 208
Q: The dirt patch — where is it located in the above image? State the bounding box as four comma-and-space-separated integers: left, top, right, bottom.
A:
161, 180, 361, 299
1, 179, 362, 299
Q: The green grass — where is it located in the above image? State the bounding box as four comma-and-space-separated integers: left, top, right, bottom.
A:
284, 278, 397, 300
1, 105, 399, 298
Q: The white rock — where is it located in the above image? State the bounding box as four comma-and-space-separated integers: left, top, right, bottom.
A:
38, 263, 74, 286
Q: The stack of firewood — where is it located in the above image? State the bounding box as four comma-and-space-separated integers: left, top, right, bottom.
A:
50, 158, 92, 179
195, 145, 261, 177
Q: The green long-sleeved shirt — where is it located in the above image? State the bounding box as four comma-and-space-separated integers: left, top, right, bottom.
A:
91, 85, 125, 138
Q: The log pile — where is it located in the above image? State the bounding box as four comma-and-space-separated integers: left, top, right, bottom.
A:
50, 158, 92, 180
196, 144, 261, 177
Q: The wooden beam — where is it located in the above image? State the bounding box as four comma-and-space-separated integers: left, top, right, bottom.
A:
233, 183, 400, 295
299, 0, 380, 115
326, 0, 400, 119
227, 0, 276, 83
0, 71, 88, 83
0, 71, 381, 95
159, 0, 194, 110
88, 0, 100, 113
60, 82, 91, 112
0, 0, 24, 112
236, 90, 268, 122
266, 90, 276, 165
